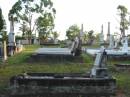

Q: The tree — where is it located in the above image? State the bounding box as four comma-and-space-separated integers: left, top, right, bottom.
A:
0, 8, 6, 41
0, 8, 7, 61
87, 30, 95, 45
19, 21, 28, 38
66, 24, 80, 40
0, 8, 4, 32
117, 5, 129, 37
36, 12, 55, 42
9, 0, 56, 44
94, 33, 100, 43
82, 31, 88, 44
52, 31, 59, 43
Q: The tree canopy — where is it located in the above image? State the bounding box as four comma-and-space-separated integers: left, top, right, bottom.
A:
9, 0, 56, 43
117, 5, 129, 37
36, 12, 55, 41
66, 24, 80, 40
0, 8, 6, 41
0, 8, 5, 32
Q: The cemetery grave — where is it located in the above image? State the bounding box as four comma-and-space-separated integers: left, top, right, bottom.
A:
0, 45, 130, 97
0, 2, 130, 97
9, 47, 116, 97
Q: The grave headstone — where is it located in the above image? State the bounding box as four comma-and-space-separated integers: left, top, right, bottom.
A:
16, 40, 23, 53
121, 36, 128, 52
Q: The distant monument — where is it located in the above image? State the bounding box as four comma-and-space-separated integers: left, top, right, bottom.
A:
99, 24, 104, 45
106, 22, 110, 43
107, 22, 115, 49
80, 24, 84, 38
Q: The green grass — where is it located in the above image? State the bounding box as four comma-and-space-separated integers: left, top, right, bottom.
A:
0, 45, 93, 93
0, 45, 42, 92
0, 44, 130, 96
83, 44, 100, 49
3, 45, 42, 65
113, 71, 130, 96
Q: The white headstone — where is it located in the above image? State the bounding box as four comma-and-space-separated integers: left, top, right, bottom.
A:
122, 36, 128, 52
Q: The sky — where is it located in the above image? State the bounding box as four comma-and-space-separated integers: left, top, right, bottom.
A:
0, 0, 130, 40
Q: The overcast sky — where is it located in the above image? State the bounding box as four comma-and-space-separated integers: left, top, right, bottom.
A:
0, 0, 130, 39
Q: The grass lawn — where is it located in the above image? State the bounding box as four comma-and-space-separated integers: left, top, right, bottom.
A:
0, 45, 93, 94
0, 45, 130, 96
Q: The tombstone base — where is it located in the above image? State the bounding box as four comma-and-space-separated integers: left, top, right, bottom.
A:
7, 46, 16, 56
28, 54, 83, 63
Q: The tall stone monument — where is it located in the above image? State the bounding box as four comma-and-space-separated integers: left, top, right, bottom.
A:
99, 24, 104, 45
107, 22, 115, 49
8, 16, 16, 56
106, 22, 110, 42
